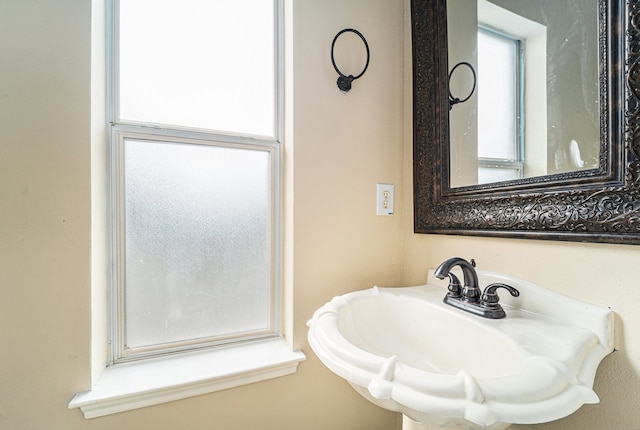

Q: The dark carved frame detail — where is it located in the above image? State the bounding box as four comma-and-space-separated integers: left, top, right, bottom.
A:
412, 0, 640, 244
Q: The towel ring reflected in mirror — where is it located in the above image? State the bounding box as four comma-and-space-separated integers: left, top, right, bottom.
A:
448, 61, 476, 111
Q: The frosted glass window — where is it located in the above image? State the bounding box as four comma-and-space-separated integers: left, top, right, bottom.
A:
122, 139, 272, 350
478, 29, 519, 160
118, 0, 275, 137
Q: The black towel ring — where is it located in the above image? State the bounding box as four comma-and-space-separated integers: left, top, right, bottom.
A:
331, 28, 370, 93
448, 61, 476, 110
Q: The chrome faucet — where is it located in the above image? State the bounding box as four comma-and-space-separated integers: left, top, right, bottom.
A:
434, 257, 519, 319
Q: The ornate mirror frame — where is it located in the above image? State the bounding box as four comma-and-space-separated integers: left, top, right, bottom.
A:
412, 0, 640, 244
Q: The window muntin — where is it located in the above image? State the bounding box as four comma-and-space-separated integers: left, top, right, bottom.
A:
110, 0, 281, 363
477, 26, 524, 183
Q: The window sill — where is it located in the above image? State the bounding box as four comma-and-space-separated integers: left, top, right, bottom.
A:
68, 338, 305, 418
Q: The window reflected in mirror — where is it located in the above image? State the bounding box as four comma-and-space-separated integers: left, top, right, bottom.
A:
477, 27, 523, 184
448, 0, 599, 188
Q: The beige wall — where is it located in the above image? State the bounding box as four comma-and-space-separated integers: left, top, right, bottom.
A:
401, 4, 640, 428
2, 0, 638, 429
400, 235, 640, 429
0, 0, 402, 429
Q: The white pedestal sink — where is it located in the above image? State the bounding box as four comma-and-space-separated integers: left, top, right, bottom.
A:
307, 270, 614, 429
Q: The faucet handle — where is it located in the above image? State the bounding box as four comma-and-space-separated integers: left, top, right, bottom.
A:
446, 273, 462, 298
481, 283, 520, 305
477, 283, 519, 319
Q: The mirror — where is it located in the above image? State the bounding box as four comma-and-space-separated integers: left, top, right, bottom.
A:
412, 0, 640, 244
448, 0, 600, 187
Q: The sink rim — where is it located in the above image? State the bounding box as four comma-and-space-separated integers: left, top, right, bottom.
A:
307, 270, 614, 427
332, 288, 527, 378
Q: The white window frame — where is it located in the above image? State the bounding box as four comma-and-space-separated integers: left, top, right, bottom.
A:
69, 0, 304, 418
109, 0, 282, 364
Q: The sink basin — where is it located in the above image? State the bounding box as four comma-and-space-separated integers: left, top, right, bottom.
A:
307, 270, 614, 429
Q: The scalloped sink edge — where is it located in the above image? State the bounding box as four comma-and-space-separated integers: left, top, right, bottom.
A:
307, 270, 614, 429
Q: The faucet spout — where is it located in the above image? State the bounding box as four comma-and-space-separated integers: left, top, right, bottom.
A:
434, 257, 479, 290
